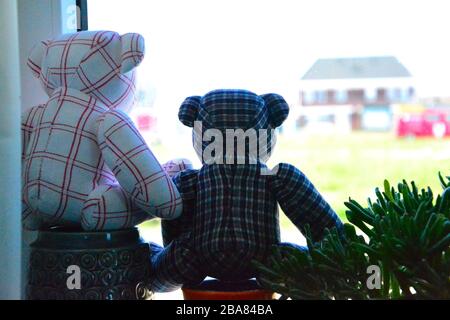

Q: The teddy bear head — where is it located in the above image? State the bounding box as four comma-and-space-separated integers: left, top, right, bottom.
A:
178, 89, 289, 164
27, 30, 145, 111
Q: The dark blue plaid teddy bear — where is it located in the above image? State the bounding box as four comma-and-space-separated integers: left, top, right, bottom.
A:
150, 89, 343, 292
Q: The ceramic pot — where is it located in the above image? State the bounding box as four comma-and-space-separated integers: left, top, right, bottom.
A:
182, 279, 274, 300
26, 227, 153, 300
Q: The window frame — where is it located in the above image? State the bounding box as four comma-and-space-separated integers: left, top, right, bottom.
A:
77, 0, 88, 31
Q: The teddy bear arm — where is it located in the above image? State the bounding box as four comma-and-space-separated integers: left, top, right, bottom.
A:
96, 110, 182, 220
161, 158, 194, 179
172, 169, 199, 200
81, 183, 150, 231
270, 163, 344, 243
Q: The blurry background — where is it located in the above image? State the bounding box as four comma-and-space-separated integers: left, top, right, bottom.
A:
88, 0, 450, 245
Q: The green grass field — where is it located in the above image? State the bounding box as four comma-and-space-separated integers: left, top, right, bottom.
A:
142, 132, 450, 230
268, 132, 449, 222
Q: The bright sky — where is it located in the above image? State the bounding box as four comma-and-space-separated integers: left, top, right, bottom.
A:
88, 0, 450, 116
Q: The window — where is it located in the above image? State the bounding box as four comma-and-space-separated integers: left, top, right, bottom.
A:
85, 1, 450, 299
326, 90, 335, 104
362, 106, 392, 131
318, 114, 336, 123
302, 90, 315, 105
388, 88, 402, 101
335, 90, 348, 104
87, 3, 310, 296
314, 91, 327, 104
348, 89, 365, 103
377, 88, 387, 102
400, 88, 410, 102
365, 88, 377, 102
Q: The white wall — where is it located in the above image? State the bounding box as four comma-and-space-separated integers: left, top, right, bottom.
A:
18, 0, 55, 111
0, 0, 23, 300
18, 0, 76, 112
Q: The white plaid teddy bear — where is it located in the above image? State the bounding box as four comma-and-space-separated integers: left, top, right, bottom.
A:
22, 31, 182, 231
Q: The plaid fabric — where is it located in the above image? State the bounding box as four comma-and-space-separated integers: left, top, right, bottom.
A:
22, 31, 181, 231
179, 90, 289, 163
95, 110, 182, 221
22, 104, 49, 230
81, 183, 149, 231
151, 162, 343, 292
28, 31, 144, 111
150, 89, 343, 292
162, 158, 193, 178
179, 90, 289, 131
160, 168, 198, 247
271, 163, 344, 242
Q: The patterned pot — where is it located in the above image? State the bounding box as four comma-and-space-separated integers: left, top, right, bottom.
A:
182, 279, 274, 300
26, 227, 153, 300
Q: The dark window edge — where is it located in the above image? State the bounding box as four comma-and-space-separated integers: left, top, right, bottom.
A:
77, 0, 88, 31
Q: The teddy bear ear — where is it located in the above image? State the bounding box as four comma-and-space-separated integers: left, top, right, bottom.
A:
260, 93, 290, 128
27, 40, 49, 78
179, 96, 201, 127
120, 33, 145, 74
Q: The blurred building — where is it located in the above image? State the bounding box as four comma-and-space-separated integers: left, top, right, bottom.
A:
419, 96, 450, 108
298, 56, 415, 132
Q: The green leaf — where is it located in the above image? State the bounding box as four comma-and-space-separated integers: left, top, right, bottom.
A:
428, 234, 450, 256
438, 187, 450, 214
384, 179, 394, 202
391, 275, 401, 299
439, 171, 449, 189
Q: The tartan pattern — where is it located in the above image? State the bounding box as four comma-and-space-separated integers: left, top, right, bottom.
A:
162, 158, 193, 178
22, 103, 52, 230
81, 183, 149, 231
22, 31, 181, 231
161, 169, 198, 247
271, 163, 344, 242
28, 31, 144, 111
260, 93, 290, 127
179, 89, 286, 131
150, 237, 204, 293
200, 90, 268, 130
180, 90, 288, 164
150, 163, 343, 292
149, 89, 342, 292
177, 96, 201, 127
96, 110, 182, 220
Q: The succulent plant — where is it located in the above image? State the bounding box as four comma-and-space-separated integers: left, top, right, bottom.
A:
254, 173, 450, 299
